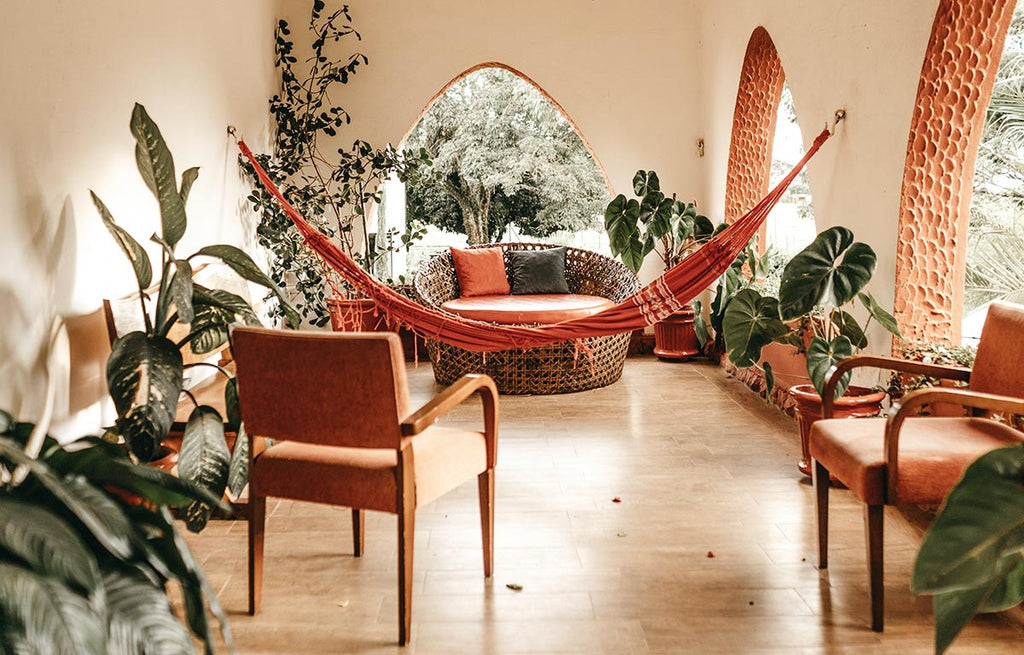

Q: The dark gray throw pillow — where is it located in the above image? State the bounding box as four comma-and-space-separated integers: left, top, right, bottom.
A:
508, 247, 571, 294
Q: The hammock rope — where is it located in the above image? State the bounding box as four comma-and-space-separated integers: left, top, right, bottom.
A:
237, 127, 832, 353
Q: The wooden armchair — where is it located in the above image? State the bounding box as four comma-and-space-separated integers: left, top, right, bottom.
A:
231, 328, 499, 646
810, 300, 1024, 632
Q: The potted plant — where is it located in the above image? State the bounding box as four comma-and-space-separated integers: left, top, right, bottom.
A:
721, 226, 904, 475
604, 170, 722, 359
886, 340, 976, 416
94, 103, 297, 531
0, 410, 232, 651
243, 1, 431, 329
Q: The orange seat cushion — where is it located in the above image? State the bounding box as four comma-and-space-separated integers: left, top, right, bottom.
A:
450, 247, 511, 297
810, 417, 1024, 506
251, 425, 488, 512
440, 294, 615, 325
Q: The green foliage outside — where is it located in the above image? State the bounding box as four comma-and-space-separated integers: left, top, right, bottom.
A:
404, 67, 608, 245
968, 6, 1024, 316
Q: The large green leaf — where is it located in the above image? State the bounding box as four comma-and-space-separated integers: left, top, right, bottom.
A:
179, 167, 199, 205
913, 444, 1024, 593
632, 170, 659, 196
0, 439, 133, 561
188, 288, 261, 355
639, 192, 673, 238
722, 289, 789, 368
930, 555, 1024, 655
831, 309, 867, 349
167, 259, 194, 326
107, 332, 183, 462
178, 406, 230, 533
0, 498, 100, 596
692, 299, 709, 348
192, 244, 300, 329
104, 569, 194, 655
224, 377, 241, 431
42, 440, 224, 510
858, 291, 904, 341
91, 191, 153, 293
778, 227, 877, 320
125, 505, 233, 653
131, 103, 187, 249
806, 335, 854, 398
604, 195, 642, 271
226, 427, 249, 498
0, 561, 105, 655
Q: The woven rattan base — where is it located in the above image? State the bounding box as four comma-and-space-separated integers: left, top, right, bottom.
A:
427, 331, 631, 395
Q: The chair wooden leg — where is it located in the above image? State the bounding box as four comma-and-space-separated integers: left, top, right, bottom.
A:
865, 504, 884, 632
478, 468, 494, 578
248, 494, 266, 616
397, 451, 416, 646
813, 459, 829, 569
352, 509, 364, 557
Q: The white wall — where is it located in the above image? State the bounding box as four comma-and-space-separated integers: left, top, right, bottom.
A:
0, 0, 952, 431
0, 1, 280, 434
698, 0, 939, 318
289, 0, 940, 304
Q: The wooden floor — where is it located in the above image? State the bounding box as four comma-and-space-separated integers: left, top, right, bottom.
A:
185, 357, 1024, 654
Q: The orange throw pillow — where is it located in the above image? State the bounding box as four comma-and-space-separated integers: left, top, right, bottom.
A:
450, 247, 510, 297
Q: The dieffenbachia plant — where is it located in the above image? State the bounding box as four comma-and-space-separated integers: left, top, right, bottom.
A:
92, 103, 298, 531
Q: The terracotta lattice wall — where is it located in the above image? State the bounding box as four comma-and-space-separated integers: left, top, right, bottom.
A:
724, 26, 786, 236
893, 0, 1015, 342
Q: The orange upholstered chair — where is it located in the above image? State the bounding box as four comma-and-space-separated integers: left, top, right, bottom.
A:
231, 328, 498, 646
810, 300, 1024, 632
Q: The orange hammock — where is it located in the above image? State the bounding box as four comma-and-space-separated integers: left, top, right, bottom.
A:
236, 127, 832, 353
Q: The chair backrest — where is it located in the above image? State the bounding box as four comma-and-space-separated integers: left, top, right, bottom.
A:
970, 301, 1024, 397
231, 327, 411, 449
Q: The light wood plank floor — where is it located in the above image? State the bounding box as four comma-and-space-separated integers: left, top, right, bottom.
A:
185, 357, 1024, 653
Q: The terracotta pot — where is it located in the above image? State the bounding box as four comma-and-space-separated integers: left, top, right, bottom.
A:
327, 297, 387, 332
790, 383, 887, 478
758, 342, 808, 392
653, 306, 701, 361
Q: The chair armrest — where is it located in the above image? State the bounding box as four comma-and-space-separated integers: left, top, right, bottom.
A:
884, 387, 1024, 501
401, 373, 499, 467
822, 355, 972, 418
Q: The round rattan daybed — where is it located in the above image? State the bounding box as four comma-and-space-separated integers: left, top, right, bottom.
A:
414, 243, 640, 395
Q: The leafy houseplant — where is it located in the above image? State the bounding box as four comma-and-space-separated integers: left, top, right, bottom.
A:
243, 1, 431, 327
93, 103, 296, 532
721, 227, 904, 476
913, 444, 1024, 654
887, 340, 977, 406
722, 226, 904, 399
0, 410, 232, 652
604, 170, 721, 359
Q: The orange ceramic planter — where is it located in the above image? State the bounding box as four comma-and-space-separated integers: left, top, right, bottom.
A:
653, 306, 701, 361
789, 383, 886, 478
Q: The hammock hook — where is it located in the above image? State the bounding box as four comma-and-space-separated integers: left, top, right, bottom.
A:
227, 125, 239, 139
828, 109, 846, 135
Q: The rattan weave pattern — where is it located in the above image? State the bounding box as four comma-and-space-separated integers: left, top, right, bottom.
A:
414, 243, 639, 394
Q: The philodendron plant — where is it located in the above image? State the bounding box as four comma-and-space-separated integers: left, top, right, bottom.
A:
722, 226, 904, 399
604, 170, 720, 274
912, 443, 1024, 654
93, 103, 298, 531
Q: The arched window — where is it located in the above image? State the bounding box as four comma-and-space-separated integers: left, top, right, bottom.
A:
893, 0, 1016, 343
379, 63, 610, 280
765, 82, 816, 262
963, 3, 1024, 344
